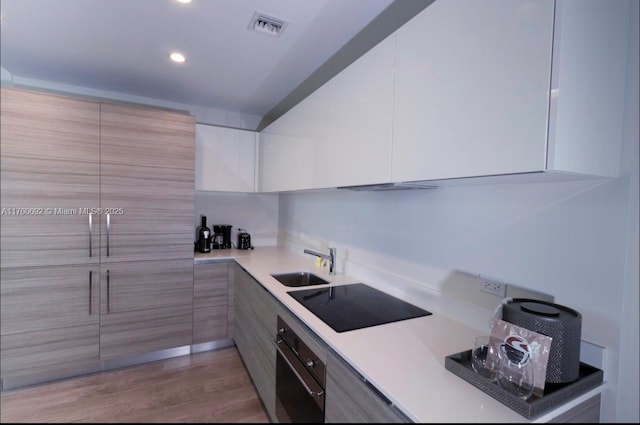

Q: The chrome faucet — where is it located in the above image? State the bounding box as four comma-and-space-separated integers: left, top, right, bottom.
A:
304, 247, 337, 276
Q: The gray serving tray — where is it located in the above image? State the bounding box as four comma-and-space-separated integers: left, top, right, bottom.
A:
444, 350, 603, 419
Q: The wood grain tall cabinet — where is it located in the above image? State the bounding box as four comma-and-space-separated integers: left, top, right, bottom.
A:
1, 88, 101, 382
98, 103, 195, 359
0, 87, 196, 386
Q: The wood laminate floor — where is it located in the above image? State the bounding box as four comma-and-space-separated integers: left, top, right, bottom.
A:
0, 347, 269, 423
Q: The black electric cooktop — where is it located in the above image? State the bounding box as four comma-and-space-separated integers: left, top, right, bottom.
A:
287, 283, 431, 333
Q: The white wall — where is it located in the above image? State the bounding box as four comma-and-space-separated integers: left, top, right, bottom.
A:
615, 0, 639, 421
194, 191, 278, 248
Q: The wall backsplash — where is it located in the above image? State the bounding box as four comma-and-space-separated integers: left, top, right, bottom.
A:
194, 191, 279, 248
278, 180, 629, 337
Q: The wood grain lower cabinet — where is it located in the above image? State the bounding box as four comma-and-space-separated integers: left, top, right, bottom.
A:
227, 263, 236, 337
325, 349, 410, 423
99, 259, 193, 360
233, 266, 277, 421
0, 265, 99, 378
193, 262, 229, 344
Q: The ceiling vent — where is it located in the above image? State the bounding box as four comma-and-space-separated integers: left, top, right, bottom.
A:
248, 11, 288, 37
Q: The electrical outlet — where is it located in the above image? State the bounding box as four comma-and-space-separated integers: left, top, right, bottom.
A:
479, 274, 507, 297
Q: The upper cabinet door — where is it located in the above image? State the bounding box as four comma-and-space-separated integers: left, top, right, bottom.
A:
546, 0, 631, 178
99, 104, 195, 263
195, 124, 257, 192
392, 0, 554, 182
0, 88, 101, 268
259, 84, 329, 192
260, 34, 395, 192
100, 165, 195, 262
321, 34, 395, 188
100, 103, 195, 170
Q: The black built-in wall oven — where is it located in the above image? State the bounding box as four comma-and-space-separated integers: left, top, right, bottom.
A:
274, 315, 325, 423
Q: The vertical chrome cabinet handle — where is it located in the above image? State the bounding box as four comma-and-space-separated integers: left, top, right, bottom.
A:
106, 213, 110, 257
106, 269, 111, 313
88, 213, 93, 257
89, 270, 93, 315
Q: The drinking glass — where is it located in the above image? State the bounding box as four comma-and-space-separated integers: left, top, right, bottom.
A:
471, 336, 498, 382
496, 343, 534, 400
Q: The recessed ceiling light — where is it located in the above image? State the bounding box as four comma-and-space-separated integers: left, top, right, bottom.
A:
176, 0, 192, 4
170, 52, 186, 63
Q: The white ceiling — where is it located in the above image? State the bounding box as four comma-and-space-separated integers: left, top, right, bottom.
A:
0, 0, 401, 122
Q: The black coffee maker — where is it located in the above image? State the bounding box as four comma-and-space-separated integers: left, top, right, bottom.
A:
195, 216, 211, 253
212, 225, 232, 249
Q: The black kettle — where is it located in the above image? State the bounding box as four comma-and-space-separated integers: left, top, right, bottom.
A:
237, 229, 252, 250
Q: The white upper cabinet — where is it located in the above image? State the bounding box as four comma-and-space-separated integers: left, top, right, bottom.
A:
392, 0, 629, 182
259, 34, 395, 191
392, 0, 554, 182
546, 0, 630, 177
258, 0, 630, 192
320, 33, 395, 188
259, 84, 329, 192
195, 124, 258, 192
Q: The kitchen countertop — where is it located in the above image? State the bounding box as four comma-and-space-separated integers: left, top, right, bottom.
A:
195, 247, 604, 423
194, 248, 254, 263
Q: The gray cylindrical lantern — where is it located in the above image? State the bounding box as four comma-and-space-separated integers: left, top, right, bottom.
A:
502, 298, 582, 384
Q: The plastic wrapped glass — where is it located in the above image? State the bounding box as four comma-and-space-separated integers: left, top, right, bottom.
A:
471, 336, 499, 382
496, 343, 534, 400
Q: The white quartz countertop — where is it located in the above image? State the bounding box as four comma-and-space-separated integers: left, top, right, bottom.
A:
194, 247, 604, 423
194, 248, 254, 263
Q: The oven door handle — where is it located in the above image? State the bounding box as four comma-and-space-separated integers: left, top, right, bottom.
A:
274, 338, 324, 398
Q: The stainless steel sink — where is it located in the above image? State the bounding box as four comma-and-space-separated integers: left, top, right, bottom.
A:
271, 271, 329, 287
